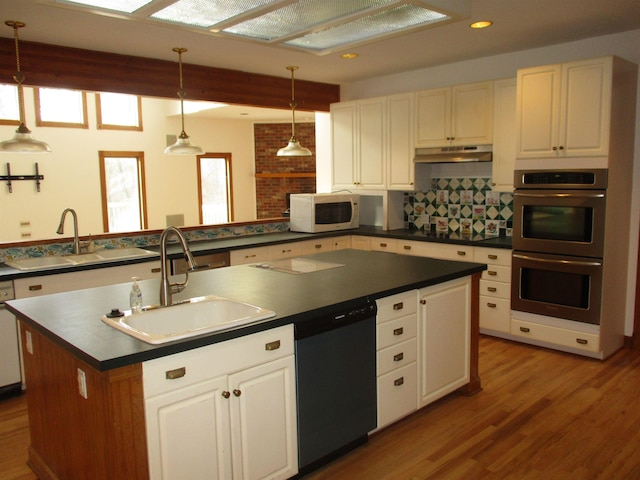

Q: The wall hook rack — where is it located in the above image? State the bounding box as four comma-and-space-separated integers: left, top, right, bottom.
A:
1, 162, 45, 193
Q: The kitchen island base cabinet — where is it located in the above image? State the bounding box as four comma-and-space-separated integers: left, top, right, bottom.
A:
144, 325, 298, 480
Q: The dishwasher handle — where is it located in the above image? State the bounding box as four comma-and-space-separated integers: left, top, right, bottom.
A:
295, 302, 377, 339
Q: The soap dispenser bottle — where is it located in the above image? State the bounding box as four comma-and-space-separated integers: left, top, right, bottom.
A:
130, 277, 142, 312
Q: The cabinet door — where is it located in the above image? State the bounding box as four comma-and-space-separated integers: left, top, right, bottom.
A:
358, 97, 386, 189
451, 82, 493, 146
560, 58, 611, 157
516, 64, 562, 158
415, 87, 451, 147
228, 356, 298, 480
387, 93, 415, 190
351, 236, 371, 251
331, 101, 358, 189
331, 236, 351, 250
145, 376, 232, 480
491, 78, 517, 191
418, 277, 471, 408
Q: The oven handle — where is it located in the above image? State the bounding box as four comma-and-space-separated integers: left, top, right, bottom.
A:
512, 253, 602, 267
514, 192, 605, 199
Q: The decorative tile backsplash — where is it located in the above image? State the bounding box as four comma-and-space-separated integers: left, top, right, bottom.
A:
404, 177, 513, 236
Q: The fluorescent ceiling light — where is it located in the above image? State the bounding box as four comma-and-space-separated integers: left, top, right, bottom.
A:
52, 0, 470, 55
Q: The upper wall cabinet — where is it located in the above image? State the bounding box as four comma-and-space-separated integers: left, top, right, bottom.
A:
387, 93, 415, 190
516, 57, 613, 159
491, 78, 517, 192
415, 82, 493, 148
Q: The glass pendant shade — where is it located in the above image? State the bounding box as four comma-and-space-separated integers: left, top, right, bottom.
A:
277, 66, 312, 157
0, 21, 51, 154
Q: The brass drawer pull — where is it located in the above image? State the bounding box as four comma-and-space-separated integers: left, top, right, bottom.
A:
487, 287, 497, 292
576, 338, 588, 345
393, 352, 404, 362
380, 242, 387, 247
393, 327, 404, 336
457, 251, 466, 256
487, 303, 497, 308
151, 267, 161, 273
314, 244, 322, 249
166, 367, 186, 380
245, 254, 257, 259
519, 327, 531, 333
488, 271, 497, 276
403, 245, 412, 250
28, 284, 43, 291
265, 340, 281, 351
393, 302, 404, 311
394, 377, 404, 387
488, 254, 498, 260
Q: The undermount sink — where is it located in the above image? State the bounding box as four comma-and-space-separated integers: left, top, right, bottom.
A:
6, 247, 159, 271
101, 295, 276, 344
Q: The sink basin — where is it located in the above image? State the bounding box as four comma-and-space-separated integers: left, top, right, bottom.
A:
101, 295, 276, 344
6, 247, 159, 271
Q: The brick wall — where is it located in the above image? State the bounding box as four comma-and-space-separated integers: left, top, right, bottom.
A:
254, 123, 316, 218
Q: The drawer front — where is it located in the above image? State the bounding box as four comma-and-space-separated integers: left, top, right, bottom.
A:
300, 239, 334, 255
481, 265, 511, 283
268, 243, 303, 260
479, 296, 511, 333
377, 363, 418, 429
376, 290, 417, 323
479, 279, 510, 299
377, 316, 417, 350
143, 325, 294, 398
370, 238, 398, 253
229, 247, 269, 265
511, 319, 600, 353
377, 338, 417, 376
426, 243, 474, 261
474, 247, 512, 267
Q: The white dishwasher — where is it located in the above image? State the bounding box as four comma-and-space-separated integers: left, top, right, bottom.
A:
0, 280, 21, 396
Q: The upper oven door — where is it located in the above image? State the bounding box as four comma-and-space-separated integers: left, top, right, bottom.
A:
513, 189, 606, 258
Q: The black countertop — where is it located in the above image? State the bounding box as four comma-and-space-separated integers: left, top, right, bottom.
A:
6, 249, 486, 372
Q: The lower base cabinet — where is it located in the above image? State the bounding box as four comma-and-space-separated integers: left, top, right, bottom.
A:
143, 325, 298, 480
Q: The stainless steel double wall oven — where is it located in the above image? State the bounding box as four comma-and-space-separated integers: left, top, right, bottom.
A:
511, 169, 608, 325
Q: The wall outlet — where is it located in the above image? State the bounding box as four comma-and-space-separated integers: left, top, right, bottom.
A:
77, 368, 88, 399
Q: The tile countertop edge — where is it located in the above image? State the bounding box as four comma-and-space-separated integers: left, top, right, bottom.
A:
6, 250, 487, 372
0, 227, 511, 280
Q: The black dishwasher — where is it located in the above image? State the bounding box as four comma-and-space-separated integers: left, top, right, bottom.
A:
295, 302, 377, 475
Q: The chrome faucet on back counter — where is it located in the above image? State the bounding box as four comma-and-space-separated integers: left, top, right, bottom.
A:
159, 226, 198, 307
56, 208, 80, 255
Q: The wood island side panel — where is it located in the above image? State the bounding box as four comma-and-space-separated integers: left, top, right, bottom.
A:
20, 326, 148, 480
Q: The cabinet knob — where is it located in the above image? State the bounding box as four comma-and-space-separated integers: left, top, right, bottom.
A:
559, 146, 564, 150
222, 391, 231, 399
233, 389, 242, 397
420, 299, 426, 305
553, 146, 558, 151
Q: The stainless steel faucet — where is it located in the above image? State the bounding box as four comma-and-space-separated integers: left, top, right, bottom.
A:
159, 226, 198, 306
56, 208, 80, 255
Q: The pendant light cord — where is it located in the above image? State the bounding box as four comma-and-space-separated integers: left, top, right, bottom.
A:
174, 47, 188, 138
287, 66, 298, 141
6, 21, 29, 134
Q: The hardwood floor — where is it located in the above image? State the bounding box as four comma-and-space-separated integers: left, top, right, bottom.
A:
1, 336, 639, 480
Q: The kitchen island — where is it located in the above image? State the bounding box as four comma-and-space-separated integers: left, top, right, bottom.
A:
7, 249, 485, 480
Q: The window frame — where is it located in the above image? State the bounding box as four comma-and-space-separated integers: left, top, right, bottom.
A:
197, 153, 234, 225
95, 92, 143, 131
0, 83, 20, 126
98, 151, 148, 233
34, 87, 89, 129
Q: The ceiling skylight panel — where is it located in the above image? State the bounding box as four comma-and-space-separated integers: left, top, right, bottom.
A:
55, 0, 153, 13
150, 0, 275, 28
223, 0, 395, 41
285, 3, 448, 51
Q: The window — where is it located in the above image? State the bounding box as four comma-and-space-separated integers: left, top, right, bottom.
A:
96, 92, 143, 130
0, 84, 20, 125
198, 153, 233, 224
99, 151, 147, 233
35, 87, 88, 128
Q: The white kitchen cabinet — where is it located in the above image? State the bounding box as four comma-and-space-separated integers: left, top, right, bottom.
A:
331, 236, 351, 250
418, 277, 470, 408
229, 246, 270, 265
375, 290, 418, 429
144, 325, 297, 480
491, 78, 517, 191
516, 57, 614, 159
350, 236, 371, 251
415, 82, 493, 148
267, 242, 304, 260
474, 247, 512, 335
511, 318, 600, 354
386, 93, 415, 190
369, 237, 398, 253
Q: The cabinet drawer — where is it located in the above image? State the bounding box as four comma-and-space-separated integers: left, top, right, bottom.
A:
479, 296, 511, 333
268, 243, 303, 260
479, 279, 510, 299
370, 238, 398, 253
511, 319, 600, 353
474, 247, 512, 267
229, 247, 269, 265
425, 243, 474, 261
377, 363, 417, 429
376, 290, 417, 323
481, 265, 511, 283
300, 239, 334, 255
377, 338, 417, 376
377, 316, 417, 350
143, 325, 294, 398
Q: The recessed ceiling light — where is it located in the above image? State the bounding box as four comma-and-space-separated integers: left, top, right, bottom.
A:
470, 20, 493, 29
341, 53, 359, 59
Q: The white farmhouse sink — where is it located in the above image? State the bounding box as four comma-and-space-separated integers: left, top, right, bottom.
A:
101, 295, 276, 344
6, 247, 158, 271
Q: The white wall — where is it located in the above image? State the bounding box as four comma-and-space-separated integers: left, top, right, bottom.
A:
340, 29, 640, 337
0, 92, 259, 242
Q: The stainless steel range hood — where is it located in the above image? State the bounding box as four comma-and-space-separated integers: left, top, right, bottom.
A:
414, 145, 492, 163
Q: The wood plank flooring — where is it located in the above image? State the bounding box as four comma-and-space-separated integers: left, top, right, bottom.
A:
1, 336, 640, 480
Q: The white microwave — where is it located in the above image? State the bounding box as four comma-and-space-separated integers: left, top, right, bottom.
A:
289, 193, 359, 233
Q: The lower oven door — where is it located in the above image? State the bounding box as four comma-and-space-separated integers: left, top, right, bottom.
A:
511, 251, 602, 325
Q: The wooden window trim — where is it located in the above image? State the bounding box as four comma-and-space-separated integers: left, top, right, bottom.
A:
95, 93, 143, 131
34, 88, 89, 129
197, 153, 234, 225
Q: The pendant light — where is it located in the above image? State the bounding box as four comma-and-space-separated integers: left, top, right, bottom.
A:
164, 47, 204, 155
0, 21, 51, 153
277, 66, 312, 157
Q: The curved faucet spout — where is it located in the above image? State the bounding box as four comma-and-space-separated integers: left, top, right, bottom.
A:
57, 208, 80, 255
159, 226, 198, 307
